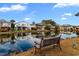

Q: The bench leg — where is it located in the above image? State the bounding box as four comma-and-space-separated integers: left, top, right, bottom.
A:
34, 47, 41, 55
53, 44, 62, 50
38, 48, 41, 55
34, 47, 37, 55
57, 44, 62, 50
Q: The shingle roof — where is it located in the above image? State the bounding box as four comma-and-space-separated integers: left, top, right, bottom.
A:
0, 19, 10, 23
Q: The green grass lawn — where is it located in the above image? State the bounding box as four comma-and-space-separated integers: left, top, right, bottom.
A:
0, 30, 50, 35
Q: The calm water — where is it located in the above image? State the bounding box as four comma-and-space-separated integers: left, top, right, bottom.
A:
60, 32, 77, 39
0, 32, 78, 56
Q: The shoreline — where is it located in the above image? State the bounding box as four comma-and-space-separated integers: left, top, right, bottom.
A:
13, 37, 79, 56
0, 30, 49, 35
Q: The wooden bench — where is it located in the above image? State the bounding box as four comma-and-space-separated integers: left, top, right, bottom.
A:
34, 35, 62, 55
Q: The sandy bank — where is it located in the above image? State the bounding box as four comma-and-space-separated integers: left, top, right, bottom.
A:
13, 37, 79, 56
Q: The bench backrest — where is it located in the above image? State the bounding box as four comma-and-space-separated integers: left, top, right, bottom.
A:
41, 36, 61, 47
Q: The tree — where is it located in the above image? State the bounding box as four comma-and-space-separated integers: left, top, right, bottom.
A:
10, 20, 15, 31
42, 19, 56, 26
32, 21, 36, 25
44, 25, 51, 30
41, 19, 60, 36
54, 25, 60, 35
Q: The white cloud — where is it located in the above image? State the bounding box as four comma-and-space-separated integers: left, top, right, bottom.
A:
0, 4, 26, 12
62, 13, 72, 17
11, 4, 26, 10
60, 13, 72, 20
23, 11, 36, 22
24, 17, 30, 21
27, 11, 36, 17
53, 3, 79, 8
61, 17, 67, 20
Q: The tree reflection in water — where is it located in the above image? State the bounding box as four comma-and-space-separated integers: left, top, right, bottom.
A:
10, 33, 15, 44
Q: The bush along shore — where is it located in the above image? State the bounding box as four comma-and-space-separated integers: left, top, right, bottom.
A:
0, 30, 50, 35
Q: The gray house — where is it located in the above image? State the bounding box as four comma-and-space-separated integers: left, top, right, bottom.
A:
0, 20, 11, 32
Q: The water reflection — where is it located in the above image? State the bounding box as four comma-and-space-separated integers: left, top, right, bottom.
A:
0, 32, 78, 56
60, 32, 77, 39
0, 34, 11, 44
0, 33, 34, 56
10, 33, 15, 44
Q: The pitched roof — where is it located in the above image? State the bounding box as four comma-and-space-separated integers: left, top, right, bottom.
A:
0, 19, 10, 23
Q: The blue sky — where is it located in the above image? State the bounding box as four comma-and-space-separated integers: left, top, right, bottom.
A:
0, 3, 79, 25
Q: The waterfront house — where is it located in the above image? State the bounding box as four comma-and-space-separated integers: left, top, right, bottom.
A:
59, 24, 74, 33
31, 23, 56, 32
0, 20, 11, 32
31, 23, 45, 31
75, 26, 79, 32
15, 21, 31, 30
31, 24, 37, 30
35, 24, 44, 31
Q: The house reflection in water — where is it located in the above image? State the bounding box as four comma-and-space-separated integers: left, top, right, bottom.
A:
0, 34, 11, 44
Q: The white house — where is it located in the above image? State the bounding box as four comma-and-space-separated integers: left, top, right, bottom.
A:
15, 21, 31, 30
